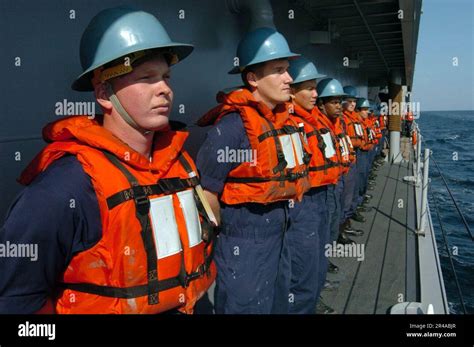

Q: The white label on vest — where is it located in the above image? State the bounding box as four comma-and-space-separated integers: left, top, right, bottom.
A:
321, 132, 336, 159
176, 189, 202, 248
339, 138, 349, 157
355, 124, 364, 137
290, 132, 304, 166
149, 195, 182, 259
369, 129, 376, 141
279, 134, 296, 168
345, 135, 354, 149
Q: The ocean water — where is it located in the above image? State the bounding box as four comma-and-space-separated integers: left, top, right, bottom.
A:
418, 110, 474, 314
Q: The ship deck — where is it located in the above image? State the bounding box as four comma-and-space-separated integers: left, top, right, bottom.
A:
321, 138, 420, 313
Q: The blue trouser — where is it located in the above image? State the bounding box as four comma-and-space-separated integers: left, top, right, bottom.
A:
213, 201, 288, 314
275, 186, 328, 314
350, 149, 362, 212
357, 150, 369, 199
341, 161, 358, 222
367, 147, 376, 175
326, 180, 343, 248
315, 183, 341, 299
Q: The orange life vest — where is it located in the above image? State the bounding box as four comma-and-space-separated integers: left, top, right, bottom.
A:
343, 110, 364, 150
345, 110, 367, 150
19, 116, 216, 314
290, 103, 341, 187
197, 88, 311, 204
360, 116, 377, 151
340, 114, 357, 165
314, 108, 347, 184
371, 117, 383, 139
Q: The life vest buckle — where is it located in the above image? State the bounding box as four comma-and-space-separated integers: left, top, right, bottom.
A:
178, 269, 203, 288
282, 125, 296, 134
132, 185, 150, 215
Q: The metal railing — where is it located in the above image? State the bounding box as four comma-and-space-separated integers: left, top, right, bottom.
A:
412, 124, 472, 314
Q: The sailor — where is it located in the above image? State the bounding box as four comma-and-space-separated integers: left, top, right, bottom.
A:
271, 56, 331, 313
355, 98, 377, 208
0, 7, 216, 314
340, 86, 367, 239
405, 106, 415, 137
301, 78, 353, 313
196, 27, 311, 314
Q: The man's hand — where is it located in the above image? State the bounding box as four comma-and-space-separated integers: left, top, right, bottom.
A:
203, 190, 221, 226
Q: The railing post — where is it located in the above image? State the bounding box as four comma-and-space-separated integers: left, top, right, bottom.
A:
418, 148, 430, 235
416, 130, 422, 176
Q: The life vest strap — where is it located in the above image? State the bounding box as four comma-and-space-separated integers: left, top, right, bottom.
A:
58, 278, 181, 299
226, 170, 308, 183
306, 129, 319, 138
102, 151, 160, 305
257, 124, 300, 142
57, 261, 211, 298
308, 161, 339, 172
254, 118, 286, 176
106, 177, 199, 210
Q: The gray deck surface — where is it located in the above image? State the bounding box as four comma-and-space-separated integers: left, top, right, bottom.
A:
321, 139, 419, 314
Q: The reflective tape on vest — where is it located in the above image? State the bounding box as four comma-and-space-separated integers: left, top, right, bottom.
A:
321, 132, 336, 159
291, 132, 304, 166
345, 135, 354, 150
149, 195, 182, 259
149, 191, 202, 259
368, 129, 376, 141
176, 190, 203, 248
354, 124, 364, 137
339, 137, 349, 157
279, 134, 305, 169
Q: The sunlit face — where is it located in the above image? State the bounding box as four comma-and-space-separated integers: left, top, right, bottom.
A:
111, 55, 173, 131
292, 79, 317, 112
251, 59, 294, 106
359, 107, 369, 119
344, 98, 357, 112
322, 97, 343, 119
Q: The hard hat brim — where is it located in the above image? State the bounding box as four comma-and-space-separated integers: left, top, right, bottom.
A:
319, 92, 348, 98
72, 43, 194, 91
291, 73, 327, 85
228, 52, 300, 75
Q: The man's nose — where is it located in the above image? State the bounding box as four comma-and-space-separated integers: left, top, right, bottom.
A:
283, 71, 293, 84
156, 80, 172, 97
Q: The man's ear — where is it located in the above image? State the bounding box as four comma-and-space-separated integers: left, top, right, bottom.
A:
94, 82, 113, 112
246, 71, 259, 89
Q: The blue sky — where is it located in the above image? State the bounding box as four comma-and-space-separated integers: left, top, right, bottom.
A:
412, 0, 474, 111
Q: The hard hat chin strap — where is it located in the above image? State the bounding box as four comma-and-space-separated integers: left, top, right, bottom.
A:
105, 82, 151, 135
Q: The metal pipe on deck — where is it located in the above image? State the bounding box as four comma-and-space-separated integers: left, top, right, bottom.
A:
388, 69, 403, 163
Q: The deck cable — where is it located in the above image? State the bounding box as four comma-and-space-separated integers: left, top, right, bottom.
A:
428, 186, 468, 314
